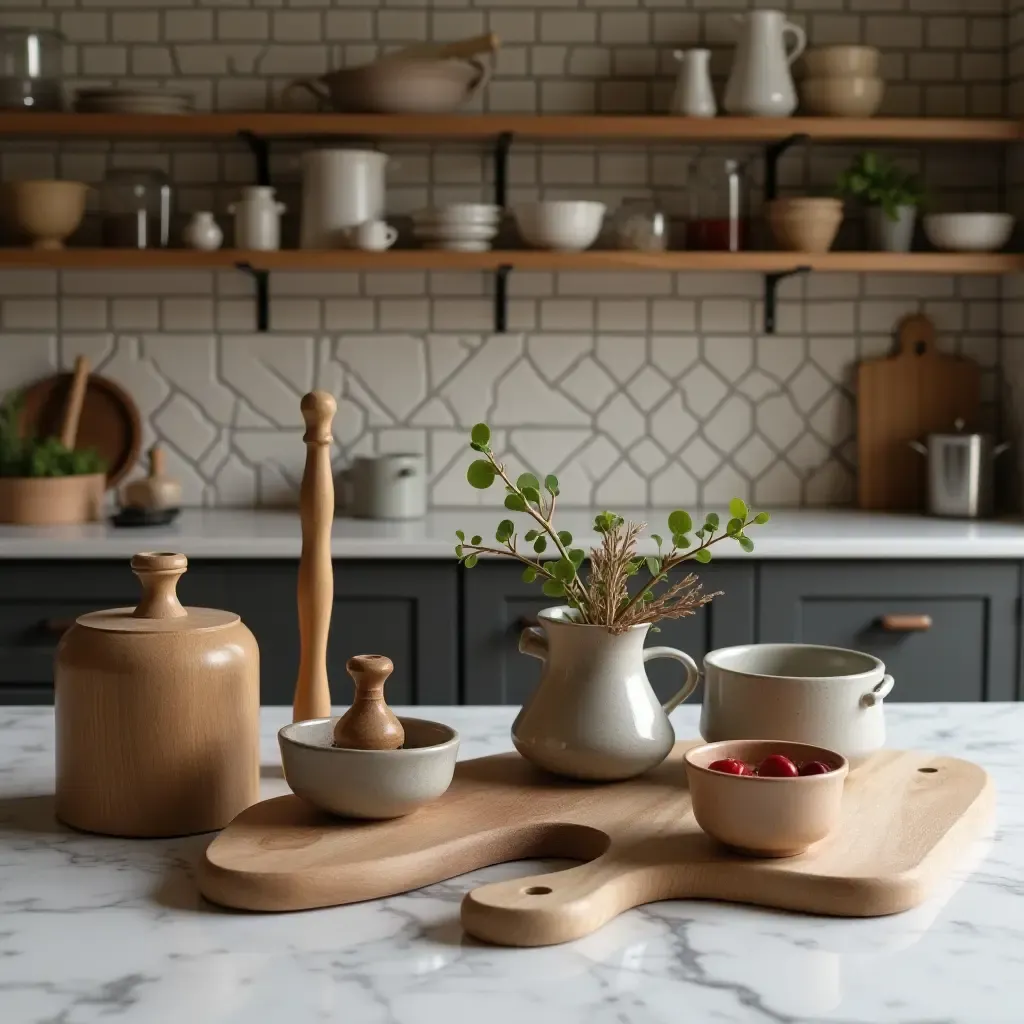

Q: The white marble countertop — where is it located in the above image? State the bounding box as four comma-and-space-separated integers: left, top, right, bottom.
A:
1, 703, 1020, 1024
3, 507, 1024, 559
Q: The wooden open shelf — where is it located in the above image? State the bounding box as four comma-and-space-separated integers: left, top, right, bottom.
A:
1, 248, 1019, 274
0, 112, 1018, 143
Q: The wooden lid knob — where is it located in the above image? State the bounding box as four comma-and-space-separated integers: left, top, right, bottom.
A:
332, 654, 405, 750
131, 552, 188, 620
301, 391, 336, 446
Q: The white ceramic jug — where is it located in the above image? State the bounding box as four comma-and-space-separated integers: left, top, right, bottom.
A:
671, 48, 716, 118
299, 149, 388, 249
512, 606, 700, 781
228, 186, 286, 251
724, 9, 806, 117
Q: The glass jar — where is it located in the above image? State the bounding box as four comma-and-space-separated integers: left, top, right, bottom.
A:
687, 157, 751, 252
0, 28, 65, 110
613, 197, 669, 252
100, 169, 173, 249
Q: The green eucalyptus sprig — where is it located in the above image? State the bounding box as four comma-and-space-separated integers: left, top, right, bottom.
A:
453, 423, 770, 629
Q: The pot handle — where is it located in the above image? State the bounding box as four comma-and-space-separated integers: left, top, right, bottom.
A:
465, 56, 493, 102
643, 646, 700, 714
282, 78, 330, 111
519, 624, 547, 661
861, 674, 895, 708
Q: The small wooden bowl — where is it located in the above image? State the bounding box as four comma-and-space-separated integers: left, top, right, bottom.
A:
684, 739, 848, 858
278, 716, 459, 819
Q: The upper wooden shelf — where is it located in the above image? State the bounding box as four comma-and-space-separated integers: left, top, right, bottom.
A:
0, 112, 1018, 143
1, 249, 1019, 274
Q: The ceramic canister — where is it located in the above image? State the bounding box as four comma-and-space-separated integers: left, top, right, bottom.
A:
54, 552, 260, 837
700, 643, 895, 764
299, 148, 388, 249
342, 454, 426, 520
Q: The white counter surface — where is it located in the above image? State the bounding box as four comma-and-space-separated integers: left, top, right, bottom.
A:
1, 703, 1020, 1024
2, 507, 1024, 559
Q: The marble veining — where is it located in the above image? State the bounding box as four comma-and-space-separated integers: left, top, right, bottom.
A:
1, 704, 1021, 1024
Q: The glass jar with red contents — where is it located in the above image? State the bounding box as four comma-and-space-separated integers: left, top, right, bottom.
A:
687, 157, 751, 251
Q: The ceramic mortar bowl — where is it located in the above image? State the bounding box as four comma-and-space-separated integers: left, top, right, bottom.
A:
685, 739, 848, 858
0, 180, 89, 249
278, 716, 459, 819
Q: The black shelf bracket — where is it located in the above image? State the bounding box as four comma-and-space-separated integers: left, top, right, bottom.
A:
236, 261, 270, 332
493, 263, 512, 333
763, 265, 810, 335
764, 133, 809, 201
493, 131, 513, 208
238, 130, 271, 188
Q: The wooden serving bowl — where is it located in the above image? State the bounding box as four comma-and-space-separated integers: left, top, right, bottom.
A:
0, 180, 89, 249
0, 473, 105, 525
684, 739, 848, 858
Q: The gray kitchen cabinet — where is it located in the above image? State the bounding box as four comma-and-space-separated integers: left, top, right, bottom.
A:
225, 560, 458, 706
0, 560, 225, 704
462, 561, 755, 706
758, 562, 1020, 702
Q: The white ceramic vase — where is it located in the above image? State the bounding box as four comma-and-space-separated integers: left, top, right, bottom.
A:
182, 211, 223, 251
700, 643, 896, 764
229, 186, 286, 251
671, 48, 716, 118
724, 9, 806, 117
512, 606, 700, 781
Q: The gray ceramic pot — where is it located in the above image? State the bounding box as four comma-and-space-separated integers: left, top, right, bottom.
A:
867, 204, 916, 252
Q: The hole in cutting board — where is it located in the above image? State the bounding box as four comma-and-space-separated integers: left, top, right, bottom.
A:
523, 886, 552, 895
918, 767, 939, 773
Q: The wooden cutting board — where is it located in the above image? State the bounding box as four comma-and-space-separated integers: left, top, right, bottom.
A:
198, 741, 993, 947
857, 313, 981, 510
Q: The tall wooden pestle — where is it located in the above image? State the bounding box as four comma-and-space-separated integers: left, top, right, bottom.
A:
293, 390, 336, 723
333, 655, 405, 750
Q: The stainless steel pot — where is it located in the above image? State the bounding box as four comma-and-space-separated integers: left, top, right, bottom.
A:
909, 419, 1009, 518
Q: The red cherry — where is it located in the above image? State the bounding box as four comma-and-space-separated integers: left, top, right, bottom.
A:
757, 754, 799, 778
798, 760, 834, 776
708, 758, 753, 776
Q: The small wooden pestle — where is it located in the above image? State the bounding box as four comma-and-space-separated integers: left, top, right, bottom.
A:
292, 390, 336, 723
60, 355, 90, 450
333, 655, 405, 750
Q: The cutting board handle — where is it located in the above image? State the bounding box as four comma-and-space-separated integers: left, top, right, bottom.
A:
895, 313, 937, 358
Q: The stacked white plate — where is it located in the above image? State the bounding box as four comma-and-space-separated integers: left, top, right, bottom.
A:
75, 88, 193, 114
411, 203, 502, 252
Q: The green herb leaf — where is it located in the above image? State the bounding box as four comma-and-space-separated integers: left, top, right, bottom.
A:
495, 520, 514, 543
471, 423, 490, 446
533, 536, 547, 553
753, 511, 771, 525
516, 472, 540, 491
557, 530, 572, 545
464, 554, 478, 568
667, 509, 692, 535
455, 544, 463, 557
694, 548, 712, 564
704, 512, 719, 530
729, 498, 748, 521
544, 474, 560, 495
471, 534, 482, 545
641, 590, 654, 602
542, 579, 565, 598
672, 533, 689, 549
522, 486, 541, 505
469, 442, 485, 453
505, 493, 527, 512
522, 566, 538, 583
739, 535, 754, 553
466, 460, 496, 489
553, 558, 575, 581
524, 529, 538, 541
455, 530, 465, 541
569, 548, 585, 567
726, 517, 743, 536
651, 533, 662, 550
645, 556, 661, 577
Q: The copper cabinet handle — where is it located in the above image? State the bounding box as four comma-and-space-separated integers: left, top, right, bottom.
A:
42, 617, 76, 635
880, 614, 932, 632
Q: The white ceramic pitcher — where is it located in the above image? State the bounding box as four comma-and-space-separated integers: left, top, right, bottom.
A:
512, 606, 700, 781
671, 48, 716, 118
724, 9, 806, 117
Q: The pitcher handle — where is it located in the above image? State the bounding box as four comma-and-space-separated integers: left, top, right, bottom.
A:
783, 21, 807, 65
519, 625, 547, 661
643, 646, 700, 714
465, 56, 493, 102
861, 674, 895, 708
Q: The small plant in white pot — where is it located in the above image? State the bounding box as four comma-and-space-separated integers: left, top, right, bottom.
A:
454, 424, 768, 781
837, 151, 924, 253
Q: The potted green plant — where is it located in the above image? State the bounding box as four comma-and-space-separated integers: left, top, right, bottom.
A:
0, 392, 107, 525
454, 423, 768, 781
837, 151, 925, 253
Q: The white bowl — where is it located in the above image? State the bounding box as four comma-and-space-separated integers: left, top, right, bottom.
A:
923, 213, 1015, 252
412, 203, 502, 225
513, 201, 606, 251
413, 222, 498, 241
421, 239, 492, 252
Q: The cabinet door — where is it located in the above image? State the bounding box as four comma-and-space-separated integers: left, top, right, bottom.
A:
463, 561, 754, 706
225, 560, 458, 706
758, 562, 1019, 701
0, 560, 225, 705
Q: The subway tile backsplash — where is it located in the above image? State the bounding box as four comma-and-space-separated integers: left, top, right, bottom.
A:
0, 0, 1016, 509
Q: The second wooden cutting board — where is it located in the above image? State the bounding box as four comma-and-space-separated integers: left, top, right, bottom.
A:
857, 313, 980, 510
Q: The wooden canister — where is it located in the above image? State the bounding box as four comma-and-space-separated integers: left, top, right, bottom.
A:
54, 551, 260, 837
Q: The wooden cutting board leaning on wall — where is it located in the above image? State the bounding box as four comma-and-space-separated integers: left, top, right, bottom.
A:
857, 313, 981, 510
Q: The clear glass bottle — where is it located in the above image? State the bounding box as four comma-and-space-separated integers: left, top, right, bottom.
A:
613, 197, 670, 252
100, 169, 173, 249
687, 157, 750, 252
0, 28, 65, 110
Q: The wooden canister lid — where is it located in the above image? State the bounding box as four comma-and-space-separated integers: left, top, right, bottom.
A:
75, 551, 240, 634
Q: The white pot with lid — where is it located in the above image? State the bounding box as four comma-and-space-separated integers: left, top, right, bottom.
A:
299, 148, 388, 249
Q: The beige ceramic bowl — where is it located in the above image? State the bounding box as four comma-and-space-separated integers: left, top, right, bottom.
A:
768, 197, 844, 253
279, 716, 459, 819
0, 180, 89, 249
803, 45, 880, 79
801, 76, 884, 117
685, 739, 849, 858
